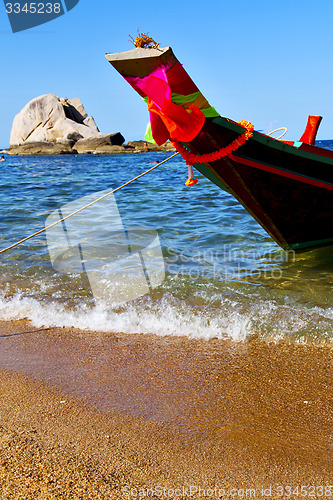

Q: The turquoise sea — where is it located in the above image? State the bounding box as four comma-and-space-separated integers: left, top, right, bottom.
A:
1, 143, 333, 345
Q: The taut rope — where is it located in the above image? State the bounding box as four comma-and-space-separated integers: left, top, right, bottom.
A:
0, 152, 179, 255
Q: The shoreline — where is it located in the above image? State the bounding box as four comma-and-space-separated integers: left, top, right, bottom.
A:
0, 141, 176, 156
0, 319, 332, 497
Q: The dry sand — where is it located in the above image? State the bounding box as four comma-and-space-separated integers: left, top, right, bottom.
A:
0, 319, 332, 498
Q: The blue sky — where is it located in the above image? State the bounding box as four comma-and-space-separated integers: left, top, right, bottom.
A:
1, 0, 333, 147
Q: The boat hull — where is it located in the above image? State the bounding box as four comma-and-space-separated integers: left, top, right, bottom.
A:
106, 47, 333, 252
192, 117, 333, 251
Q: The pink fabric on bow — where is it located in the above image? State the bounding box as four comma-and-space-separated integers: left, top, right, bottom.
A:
125, 64, 205, 145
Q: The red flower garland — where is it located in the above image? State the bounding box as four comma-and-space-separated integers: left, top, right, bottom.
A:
172, 120, 254, 166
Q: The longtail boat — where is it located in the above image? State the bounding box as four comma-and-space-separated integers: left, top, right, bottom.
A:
106, 45, 333, 252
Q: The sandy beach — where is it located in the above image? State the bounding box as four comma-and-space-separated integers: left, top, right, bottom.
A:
0, 319, 331, 498
2, 0, 333, 497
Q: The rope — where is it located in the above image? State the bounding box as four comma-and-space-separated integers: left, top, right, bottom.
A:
267, 127, 287, 140
0, 152, 179, 255
172, 120, 254, 166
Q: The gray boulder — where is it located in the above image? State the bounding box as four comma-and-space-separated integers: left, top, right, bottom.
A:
9, 94, 123, 154
74, 133, 125, 153
83, 116, 99, 133
66, 97, 88, 120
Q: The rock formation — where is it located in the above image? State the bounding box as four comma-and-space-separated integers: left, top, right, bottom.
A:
7, 94, 125, 154
2, 93, 176, 155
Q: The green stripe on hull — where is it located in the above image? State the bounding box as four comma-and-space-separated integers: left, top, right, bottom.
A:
213, 117, 333, 167
288, 237, 333, 251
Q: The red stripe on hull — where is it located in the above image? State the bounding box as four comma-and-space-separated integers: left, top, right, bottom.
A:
228, 154, 333, 191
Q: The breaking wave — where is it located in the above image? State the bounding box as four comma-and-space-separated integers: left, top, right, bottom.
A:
1, 287, 333, 345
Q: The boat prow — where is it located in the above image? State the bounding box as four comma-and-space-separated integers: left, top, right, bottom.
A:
106, 46, 173, 77
106, 45, 333, 252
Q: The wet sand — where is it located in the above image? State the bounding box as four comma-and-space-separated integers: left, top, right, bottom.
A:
0, 319, 332, 498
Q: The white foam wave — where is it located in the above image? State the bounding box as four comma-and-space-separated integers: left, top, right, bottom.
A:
0, 291, 332, 344
0, 292, 252, 342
